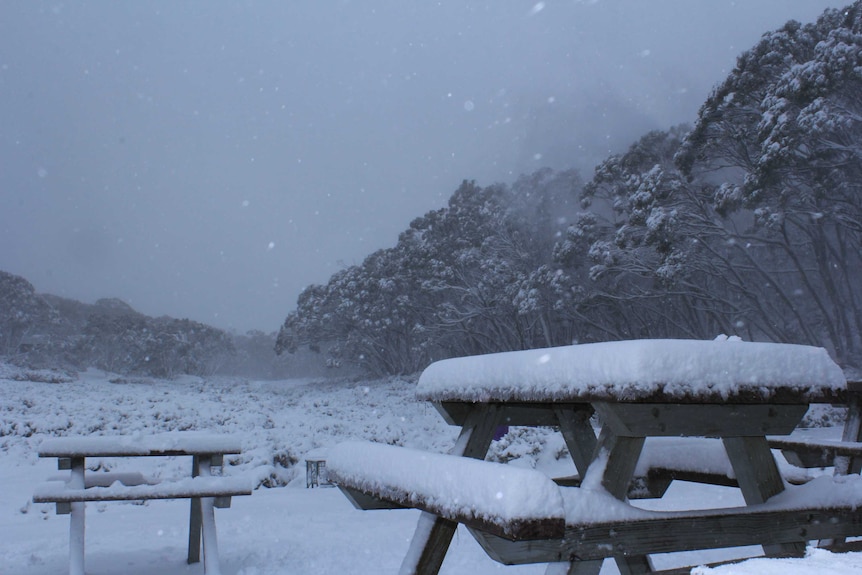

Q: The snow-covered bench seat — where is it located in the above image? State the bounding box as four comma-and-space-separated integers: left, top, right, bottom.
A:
766, 381, 862, 472
329, 441, 862, 568
35, 433, 252, 575
328, 441, 566, 541
768, 436, 862, 468
551, 436, 813, 500
33, 474, 253, 506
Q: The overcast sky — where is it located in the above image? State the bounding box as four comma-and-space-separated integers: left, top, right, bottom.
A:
0, 1, 848, 333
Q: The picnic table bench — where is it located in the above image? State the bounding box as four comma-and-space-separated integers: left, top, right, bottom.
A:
33, 432, 253, 575
767, 380, 862, 473
330, 338, 856, 574
330, 441, 862, 570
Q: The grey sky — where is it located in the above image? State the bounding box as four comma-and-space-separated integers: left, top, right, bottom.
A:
0, 1, 847, 333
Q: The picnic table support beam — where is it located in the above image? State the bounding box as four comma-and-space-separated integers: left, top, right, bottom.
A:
198, 455, 222, 575
822, 384, 862, 550
553, 405, 596, 478
836, 386, 862, 475
596, 430, 654, 575
69, 456, 85, 575
399, 404, 503, 575
722, 436, 806, 557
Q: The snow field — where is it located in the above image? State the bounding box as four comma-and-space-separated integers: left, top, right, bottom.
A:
2, 366, 861, 574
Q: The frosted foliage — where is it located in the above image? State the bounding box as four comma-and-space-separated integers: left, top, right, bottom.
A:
417, 339, 845, 402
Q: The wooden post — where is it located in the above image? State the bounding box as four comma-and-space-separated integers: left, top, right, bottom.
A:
596, 430, 653, 575
188, 455, 202, 565
553, 405, 597, 478
399, 404, 502, 575
68, 456, 86, 575
835, 384, 862, 475
825, 383, 862, 549
198, 455, 222, 575
723, 436, 806, 557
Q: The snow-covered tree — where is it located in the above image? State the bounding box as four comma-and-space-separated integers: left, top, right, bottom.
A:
678, 2, 862, 366
0, 271, 56, 358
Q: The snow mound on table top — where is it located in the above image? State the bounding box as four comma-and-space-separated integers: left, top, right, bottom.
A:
417, 338, 845, 402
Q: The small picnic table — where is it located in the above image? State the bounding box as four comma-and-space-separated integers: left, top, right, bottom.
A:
402, 339, 848, 574
34, 432, 251, 575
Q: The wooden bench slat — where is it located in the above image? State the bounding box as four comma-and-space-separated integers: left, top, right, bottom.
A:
33, 476, 252, 504
47, 471, 154, 489
471, 505, 862, 565
328, 441, 567, 542
38, 434, 242, 458
332, 440, 862, 569
767, 437, 862, 468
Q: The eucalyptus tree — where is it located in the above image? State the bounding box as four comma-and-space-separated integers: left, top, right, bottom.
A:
677, 3, 862, 366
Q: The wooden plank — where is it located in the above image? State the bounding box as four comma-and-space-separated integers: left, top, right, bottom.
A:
399, 403, 503, 575
69, 456, 85, 575
594, 429, 645, 499
825, 386, 862, 548
722, 436, 805, 557
421, 386, 846, 406
197, 455, 223, 575
38, 434, 242, 458
722, 437, 784, 505
188, 455, 203, 565
553, 405, 597, 478
468, 505, 862, 565
338, 484, 563, 541
555, 468, 747, 500
767, 437, 862, 468
338, 486, 406, 510
435, 401, 576, 427
836, 390, 862, 475
593, 403, 807, 437
594, 429, 652, 575
33, 477, 252, 503
46, 471, 153, 489
404, 512, 460, 575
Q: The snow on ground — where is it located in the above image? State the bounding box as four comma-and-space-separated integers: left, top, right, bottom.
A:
2, 365, 861, 574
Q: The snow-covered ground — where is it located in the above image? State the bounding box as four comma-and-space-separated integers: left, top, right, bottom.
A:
2, 365, 861, 574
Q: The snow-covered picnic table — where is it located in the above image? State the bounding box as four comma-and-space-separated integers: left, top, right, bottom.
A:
34, 432, 252, 575
333, 338, 855, 575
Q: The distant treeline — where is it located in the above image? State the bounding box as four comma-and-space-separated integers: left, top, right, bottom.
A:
0, 270, 317, 379
277, 4, 862, 376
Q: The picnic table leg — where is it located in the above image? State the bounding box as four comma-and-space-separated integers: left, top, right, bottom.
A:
553, 405, 597, 478
823, 387, 862, 550
399, 404, 503, 575
596, 430, 653, 574
835, 389, 862, 475
198, 455, 223, 575
722, 436, 806, 557
188, 455, 203, 565
69, 456, 86, 575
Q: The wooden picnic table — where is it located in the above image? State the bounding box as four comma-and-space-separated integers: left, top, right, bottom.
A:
34, 432, 250, 575
401, 339, 848, 575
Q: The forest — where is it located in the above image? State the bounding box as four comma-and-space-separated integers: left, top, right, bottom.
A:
3, 4, 861, 378
276, 5, 862, 376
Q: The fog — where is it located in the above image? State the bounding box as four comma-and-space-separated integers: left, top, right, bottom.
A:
0, 1, 846, 332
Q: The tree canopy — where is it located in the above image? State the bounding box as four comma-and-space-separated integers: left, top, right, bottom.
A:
279, 2, 862, 375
